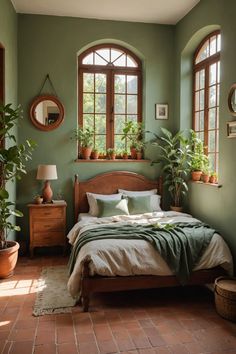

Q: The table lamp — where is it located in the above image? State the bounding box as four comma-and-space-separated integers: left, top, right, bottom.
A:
36, 164, 58, 203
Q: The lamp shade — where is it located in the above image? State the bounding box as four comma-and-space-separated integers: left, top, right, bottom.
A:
36, 165, 58, 180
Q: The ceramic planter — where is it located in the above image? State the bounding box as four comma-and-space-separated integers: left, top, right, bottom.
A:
81, 146, 92, 160
201, 174, 210, 183
191, 170, 202, 181
0, 241, 19, 278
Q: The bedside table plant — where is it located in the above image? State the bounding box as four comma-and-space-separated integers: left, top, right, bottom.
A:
0, 103, 35, 278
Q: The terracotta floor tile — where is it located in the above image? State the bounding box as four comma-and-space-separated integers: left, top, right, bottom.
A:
9, 327, 36, 341
56, 326, 76, 344
97, 339, 118, 354
35, 328, 56, 345
78, 340, 99, 354
168, 343, 189, 354
9, 340, 34, 354
57, 342, 78, 354
56, 313, 74, 327
34, 343, 57, 354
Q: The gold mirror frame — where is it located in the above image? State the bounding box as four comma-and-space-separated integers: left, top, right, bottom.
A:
228, 83, 236, 116
29, 95, 65, 131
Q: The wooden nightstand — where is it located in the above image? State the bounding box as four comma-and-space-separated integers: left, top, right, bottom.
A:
28, 202, 67, 257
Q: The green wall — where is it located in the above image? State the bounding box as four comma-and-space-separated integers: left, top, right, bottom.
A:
175, 0, 236, 263
17, 15, 174, 240
0, 0, 18, 240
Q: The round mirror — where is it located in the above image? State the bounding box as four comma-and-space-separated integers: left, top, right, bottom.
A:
30, 95, 65, 131
228, 84, 236, 116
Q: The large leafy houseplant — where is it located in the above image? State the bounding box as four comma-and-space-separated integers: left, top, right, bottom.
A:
150, 127, 192, 209
0, 104, 35, 251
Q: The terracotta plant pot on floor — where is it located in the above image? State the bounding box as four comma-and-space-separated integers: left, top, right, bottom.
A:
0, 241, 20, 278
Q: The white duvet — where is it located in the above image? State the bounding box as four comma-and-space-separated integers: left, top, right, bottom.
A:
67, 211, 233, 298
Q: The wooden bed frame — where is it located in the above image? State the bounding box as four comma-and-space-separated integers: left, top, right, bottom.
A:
73, 171, 226, 311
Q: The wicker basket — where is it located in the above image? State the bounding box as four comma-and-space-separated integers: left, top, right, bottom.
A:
214, 276, 236, 322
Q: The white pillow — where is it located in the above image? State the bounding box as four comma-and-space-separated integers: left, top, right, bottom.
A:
86, 192, 122, 216
118, 189, 162, 212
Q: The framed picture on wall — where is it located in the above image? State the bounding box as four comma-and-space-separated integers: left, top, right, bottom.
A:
155, 104, 168, 120
227, 120, 236, 138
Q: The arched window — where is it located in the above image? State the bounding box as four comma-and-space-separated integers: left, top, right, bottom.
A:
78, 44, 142, 154
193, 31, 221, 172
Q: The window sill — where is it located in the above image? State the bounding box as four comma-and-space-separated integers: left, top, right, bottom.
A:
75, 159, 151, 163
190, 180, 222, 188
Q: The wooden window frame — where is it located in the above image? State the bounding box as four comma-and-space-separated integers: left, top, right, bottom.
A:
193, 31, 220, 172
78, 44, 142, 156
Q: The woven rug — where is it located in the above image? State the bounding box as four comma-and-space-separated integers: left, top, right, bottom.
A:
33, 265, 76, 316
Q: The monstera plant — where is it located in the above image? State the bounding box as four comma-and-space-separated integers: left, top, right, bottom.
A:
0, 103, 35, 278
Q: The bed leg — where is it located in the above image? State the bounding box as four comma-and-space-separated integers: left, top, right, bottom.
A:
82, 296, 90, 312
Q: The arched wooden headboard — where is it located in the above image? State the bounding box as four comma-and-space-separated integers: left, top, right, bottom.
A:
74, 171, 163, 222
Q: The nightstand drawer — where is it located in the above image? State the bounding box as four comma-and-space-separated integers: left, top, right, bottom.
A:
31, 207, 64, 219
33, 232, 65, 246
33, 219, 64, 232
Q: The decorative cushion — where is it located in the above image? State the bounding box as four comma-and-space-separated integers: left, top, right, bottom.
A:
118, 189, 161, 212
86, 192, 122, 217
97, 198, 129, 218
127, 195, 153, 215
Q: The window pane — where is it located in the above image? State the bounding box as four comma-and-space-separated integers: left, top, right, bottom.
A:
210, 63, 217, 85
114, 115, 125, 134
127, 115, 137, 124
96, 49, 110, 62
208, 153, 215, 171
195, 92, 199, 111
199, 90, 204, 110
195, 72, 199, 90
82, 53, 94, 65
199, 70, 205, 89
83, 73, 94, 92
115, 94, 125, 114
217, 61, 220, 83
210, 35, 217, 56
115, 75, 126, 93
209, 108, 216, 129
216, 107, 219, 128
113, 54, 126, 67
83, 93, 94, 113
94, 53, 107, 65
83, 114, 94, 129
209, 86, 216, 107
194, 112, 199, 131
95, 114, 106, 134
95, 135, 106, 152
196, 40, 209, 63
114, 135, 125, 151
95, 74, 106, 93
199, 111, 204, 130
217, 84, 220, 105
127, 95, 137, 114
208, 130, 215, 152
111, 49, 123, 63
95, 94, 106, 113
127, 76, 138, 94
127, 56, 137, 67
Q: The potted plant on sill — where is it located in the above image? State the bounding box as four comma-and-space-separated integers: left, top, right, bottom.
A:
107, 148, 116, 160
122, 121, 144, 159
209, 171, 218, 184
73, 127, 94, 160
0, 103, 35, 278
190, 131, 209, 181
150, 127, 192, 212
122, 150, 129, 160
135, 140, 145, 160
91, 148, 99, 160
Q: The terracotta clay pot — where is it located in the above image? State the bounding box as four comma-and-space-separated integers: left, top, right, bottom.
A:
136, 152, 142, 160
111, 153, 116, 160
123, 154, 128, 160
0, 241, 19, 279
209, 175, 217, 183
81, 146, 92, 160
91, 151, 99, 160
201, 174, 210, 183
191, 170, 202, 181
130, 147, 137, 159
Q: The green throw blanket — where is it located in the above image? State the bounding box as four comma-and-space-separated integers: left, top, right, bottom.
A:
68, 222, 216, 284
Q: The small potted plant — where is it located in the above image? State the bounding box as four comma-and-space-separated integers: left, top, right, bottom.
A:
91, 148, 99, 160
107, 148, 116, 160
190, 131, 208, 181
122, 150, 129, 160
209, 172, 218, 184
122, 121, 144, 159
135, 141, 145, 160
201, 157, 210, 183
72, 127, 94, 159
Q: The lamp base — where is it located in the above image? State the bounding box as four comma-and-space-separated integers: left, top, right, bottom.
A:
42, 180, 53, 203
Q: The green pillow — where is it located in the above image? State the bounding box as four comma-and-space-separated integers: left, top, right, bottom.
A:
97, 198, 129, 218
127, 195, 152, 215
